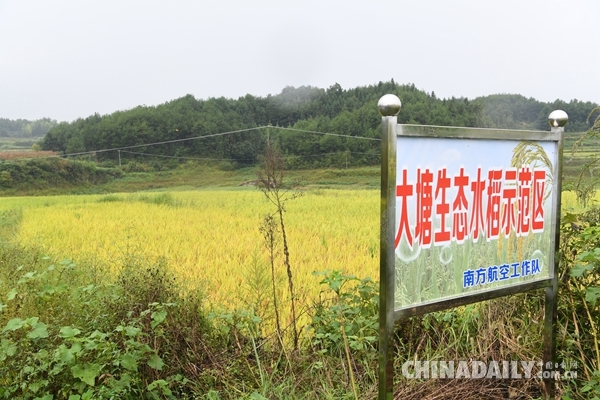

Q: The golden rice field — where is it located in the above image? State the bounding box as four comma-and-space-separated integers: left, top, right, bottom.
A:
1, 189, 380, 314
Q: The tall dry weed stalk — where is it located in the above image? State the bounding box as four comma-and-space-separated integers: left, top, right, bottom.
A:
257, 139, 303, 349
260, 214, 282, 340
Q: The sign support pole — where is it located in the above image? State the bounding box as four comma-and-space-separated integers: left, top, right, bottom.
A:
378, 95, 401, 400
543, 280, 558, 398
542, 116, 566, 399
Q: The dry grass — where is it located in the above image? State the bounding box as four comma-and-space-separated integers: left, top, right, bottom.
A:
395, 377, 542, 400
0, 150, 57, 160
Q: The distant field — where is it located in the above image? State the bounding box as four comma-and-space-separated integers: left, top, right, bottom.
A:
0, 150, 57, 160
0, 136, 55, 160
98, 165, 382, 192
553, 131, 600, 194
0, 136, 43, 151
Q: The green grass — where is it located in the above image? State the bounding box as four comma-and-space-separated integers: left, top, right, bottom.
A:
0, 161, 383, 197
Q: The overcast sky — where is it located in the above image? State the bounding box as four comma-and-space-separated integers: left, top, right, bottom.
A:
1, 0, 598, 122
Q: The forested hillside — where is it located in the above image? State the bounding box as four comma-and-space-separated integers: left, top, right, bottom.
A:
40, 81, 599, 169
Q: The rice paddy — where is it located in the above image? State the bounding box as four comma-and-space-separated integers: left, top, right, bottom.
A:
2, 189, 380, 314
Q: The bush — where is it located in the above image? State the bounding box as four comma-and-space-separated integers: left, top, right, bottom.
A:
0, 241, 199, 399
559, 206, 600, 398
310, 270, 379, 356
0, 158, 122, 193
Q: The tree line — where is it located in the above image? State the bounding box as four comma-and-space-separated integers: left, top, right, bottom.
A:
39, 81, 599, 169
0, 118, 57, 138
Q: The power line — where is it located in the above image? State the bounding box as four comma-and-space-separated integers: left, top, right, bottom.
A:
62, 126, 265, 157
120, 150, 255, 161
278, 126, 381, 141
59, 126, 380, 158
0, 124, 382, 169
284, 150, 377, 159
119, 149, 377, 162
1, 125, 380, 162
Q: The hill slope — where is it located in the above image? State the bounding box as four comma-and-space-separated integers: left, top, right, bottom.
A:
40, 82, 599, 170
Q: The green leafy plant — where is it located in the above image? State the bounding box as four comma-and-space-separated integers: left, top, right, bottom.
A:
0, 278, 173, 398
310, 270, 378, 355
310, 270, 379, 399
558, 208, 600, 398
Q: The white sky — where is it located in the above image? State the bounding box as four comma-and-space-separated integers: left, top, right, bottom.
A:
1, 0, 598, 122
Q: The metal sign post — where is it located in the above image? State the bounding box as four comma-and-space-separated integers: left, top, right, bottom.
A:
377, 94, 566, 400
378, 94, 400, 400
542, 110, 568, 398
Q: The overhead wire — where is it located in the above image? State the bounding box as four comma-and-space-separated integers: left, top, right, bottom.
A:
60, 126, 265, 157
279, 126, 380, 141
119, 150, 255, 162
59, 125, 380, 158
8, 125, 381, 162
120, 149, 377, 162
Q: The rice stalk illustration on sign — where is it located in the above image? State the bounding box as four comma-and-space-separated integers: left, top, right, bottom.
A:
394, 139, 555, 308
